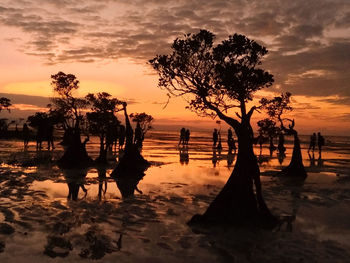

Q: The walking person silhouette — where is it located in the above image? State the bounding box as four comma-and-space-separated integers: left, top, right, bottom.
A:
308, 133, 316, 153
317, 132, 325, 157
212, 128, 218, 147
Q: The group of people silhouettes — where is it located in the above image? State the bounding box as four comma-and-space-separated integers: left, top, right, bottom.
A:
212, 128, 236, 154
178, 127, 190, 146
308, 132, 325, 155
22, 122, 55, 150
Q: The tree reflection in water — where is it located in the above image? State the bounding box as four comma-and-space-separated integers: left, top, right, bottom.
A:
111, 151, 150, 198
63, 168, 88, 201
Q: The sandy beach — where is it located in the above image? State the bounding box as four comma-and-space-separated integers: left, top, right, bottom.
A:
0, 130, 350, 262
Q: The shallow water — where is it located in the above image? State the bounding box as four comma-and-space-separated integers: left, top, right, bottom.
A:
0, 131, 350, 262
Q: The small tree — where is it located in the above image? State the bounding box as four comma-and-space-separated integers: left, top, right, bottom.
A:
50, 72, 88, 130
150, 30, 277, 226
86, 92, 122, 163
260, 92, 307, 178
0, 97, 11, 112
257, 118, 280, 152
130, 112, 154, 147
50, 72, 91, 168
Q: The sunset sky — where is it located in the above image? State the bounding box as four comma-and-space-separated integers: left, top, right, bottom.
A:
0, 0, 349, 135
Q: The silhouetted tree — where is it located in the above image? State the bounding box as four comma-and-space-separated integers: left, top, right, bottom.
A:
0, 97, 11, 112
110, 102, 150, 185
50, 72, 91, 168
129, 112, 154, 147
86, 92, 122, 163
0, 97, 11, 138
261, 92, 307, 178
27, 112, 49, 150
257, 118, 280, 151
150, 30, 277, 227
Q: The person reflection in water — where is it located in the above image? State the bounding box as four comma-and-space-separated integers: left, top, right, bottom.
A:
317, 155, 324, 167
97, 167, 107, 201
227, 153, 235, 168
179, 147, 189, 165
308, 152, 316, 167
64, 168, 88, 201
212, 149, 218, 167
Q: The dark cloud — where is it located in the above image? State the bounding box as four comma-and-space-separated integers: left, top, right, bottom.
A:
0, 0, 350, 99
337, 113, 350, 122
317, 96, 350, 106
0, 93, 50, 107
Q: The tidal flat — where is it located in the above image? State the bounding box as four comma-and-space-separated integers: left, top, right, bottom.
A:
0, 130, 350, 262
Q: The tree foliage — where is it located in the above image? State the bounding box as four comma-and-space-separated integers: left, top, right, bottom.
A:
27, 112, 49, 128
86, 92, 122, 137
50, 72, 88, 130
257, 118, 280, 139
149, 30, 273, 125
260, 92, 292, 126
0, 97, 11, 112
129, 112, 154, 135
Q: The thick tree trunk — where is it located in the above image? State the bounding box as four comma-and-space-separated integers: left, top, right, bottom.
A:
189, 124, 278, 228
58, 129, 92, 168
111, 104, 150, 188
96, 136, 108, 164
280, 131, 307, 178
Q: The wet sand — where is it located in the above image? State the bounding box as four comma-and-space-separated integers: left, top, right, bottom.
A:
0, 131, 350, 262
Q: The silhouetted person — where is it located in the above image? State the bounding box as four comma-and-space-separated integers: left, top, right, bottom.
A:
179, 127, 186, 146
227, 138, 236, 155
217, 131, 222, 151
212, 128, 218, 147
227, 128, 233, 141
308, 133, 316, 153
317, 132, 325, 156
47, 123, 54, 150
36, 122, 46, 150
257, 134, 264, 154
22, 123, 29, 149
118, 125, 126, 150
278, 133, 286, 153
227, 128, 236, 153
106, 124, 115, 151
185, 129, 190, 145
134, 122, 143, 147
97, 167, 107, 201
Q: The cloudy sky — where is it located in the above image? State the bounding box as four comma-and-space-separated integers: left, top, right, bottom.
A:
0, 0, 349, 135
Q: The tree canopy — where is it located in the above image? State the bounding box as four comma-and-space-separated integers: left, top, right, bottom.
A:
0, 97, 11, 112
50, 72, 88, 130
130, 112, 154, 135
149, 29, 273, 130
85, 92, 122, 140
